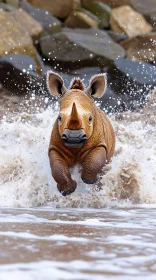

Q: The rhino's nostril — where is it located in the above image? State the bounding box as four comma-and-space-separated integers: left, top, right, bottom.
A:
82, 134, 87, 139
62, 134, 68, 139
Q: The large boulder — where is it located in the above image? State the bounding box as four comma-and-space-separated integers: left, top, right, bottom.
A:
64, 8, 100, 29
0, 54, 45, 93
20, 1, 61, 35
27, 0, 81, 19
0, 10, 43, 73
110, 6, 152, 37
40, 28, 125, 68
121, 33, 156, 64
12, 9, 43, 40
0, 9, 43, 40
107, 58, 156, 109
82, 1, 111, 28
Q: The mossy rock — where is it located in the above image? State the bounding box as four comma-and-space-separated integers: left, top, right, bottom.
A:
0, 2, 17, 11
6, 0, 20, 8
83, 1, 111, 28
64, 8, 100, 28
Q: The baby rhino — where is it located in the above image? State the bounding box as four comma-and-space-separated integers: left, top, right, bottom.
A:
47, 71, 115, 196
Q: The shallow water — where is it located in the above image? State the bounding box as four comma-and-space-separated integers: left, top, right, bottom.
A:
0, 207, 156, 280
0, 86, 156, 278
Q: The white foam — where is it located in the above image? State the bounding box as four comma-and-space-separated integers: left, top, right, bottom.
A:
0, 105, 156, 207
0, 231, 88, 242
106, 235, 156, 249
0, 260, 156, 280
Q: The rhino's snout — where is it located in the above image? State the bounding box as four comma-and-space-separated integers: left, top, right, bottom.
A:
61, 129, 87, 148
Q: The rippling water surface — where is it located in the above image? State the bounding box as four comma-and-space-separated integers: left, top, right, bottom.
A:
0, 85, 155, 279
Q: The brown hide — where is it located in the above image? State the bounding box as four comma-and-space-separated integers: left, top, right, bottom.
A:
47, 72, 115, 196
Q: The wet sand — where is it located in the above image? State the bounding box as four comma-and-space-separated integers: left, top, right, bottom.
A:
0, 207, 156, 279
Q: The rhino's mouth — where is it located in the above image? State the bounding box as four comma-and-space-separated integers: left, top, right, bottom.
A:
61, 129, 87, 148
62, 138, 87, 148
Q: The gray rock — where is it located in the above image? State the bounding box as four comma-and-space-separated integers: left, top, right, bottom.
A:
0, 54, 45, 94
130, 0, 156, 29
21, 1, 62, 35
40, 28, 125, 68
69, 66, 101, 85
108, 58, 156, 109
100, 87, 126, 113
107, 31, 127, 43
113, 58, 156, 85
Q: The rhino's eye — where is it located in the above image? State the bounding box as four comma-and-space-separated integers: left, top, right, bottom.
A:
58, 115, 62, 122
89, 116, 92, 122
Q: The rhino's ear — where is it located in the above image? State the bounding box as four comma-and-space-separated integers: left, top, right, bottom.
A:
47, 71, 67, 97
86, 73, 107, 98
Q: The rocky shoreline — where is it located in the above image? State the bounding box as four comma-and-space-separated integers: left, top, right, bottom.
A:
0, 0, 155, 118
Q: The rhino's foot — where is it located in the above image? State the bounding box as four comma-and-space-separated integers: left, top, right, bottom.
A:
81, 177, 97, 184
57, 181, 77, 196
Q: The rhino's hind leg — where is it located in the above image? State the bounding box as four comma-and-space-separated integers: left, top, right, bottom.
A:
81, 147, 106, 184
49, 150, 77, 196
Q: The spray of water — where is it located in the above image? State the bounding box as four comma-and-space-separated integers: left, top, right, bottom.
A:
0, 89, 155, 208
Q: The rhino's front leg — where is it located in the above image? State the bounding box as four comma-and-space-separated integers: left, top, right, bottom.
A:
81, 147, 106, 184
49, 150, 77, 196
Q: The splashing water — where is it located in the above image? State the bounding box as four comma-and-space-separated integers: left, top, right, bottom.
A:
0, 96, 155, 208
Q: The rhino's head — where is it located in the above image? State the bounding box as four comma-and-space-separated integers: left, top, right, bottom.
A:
47, 71, 107, 148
